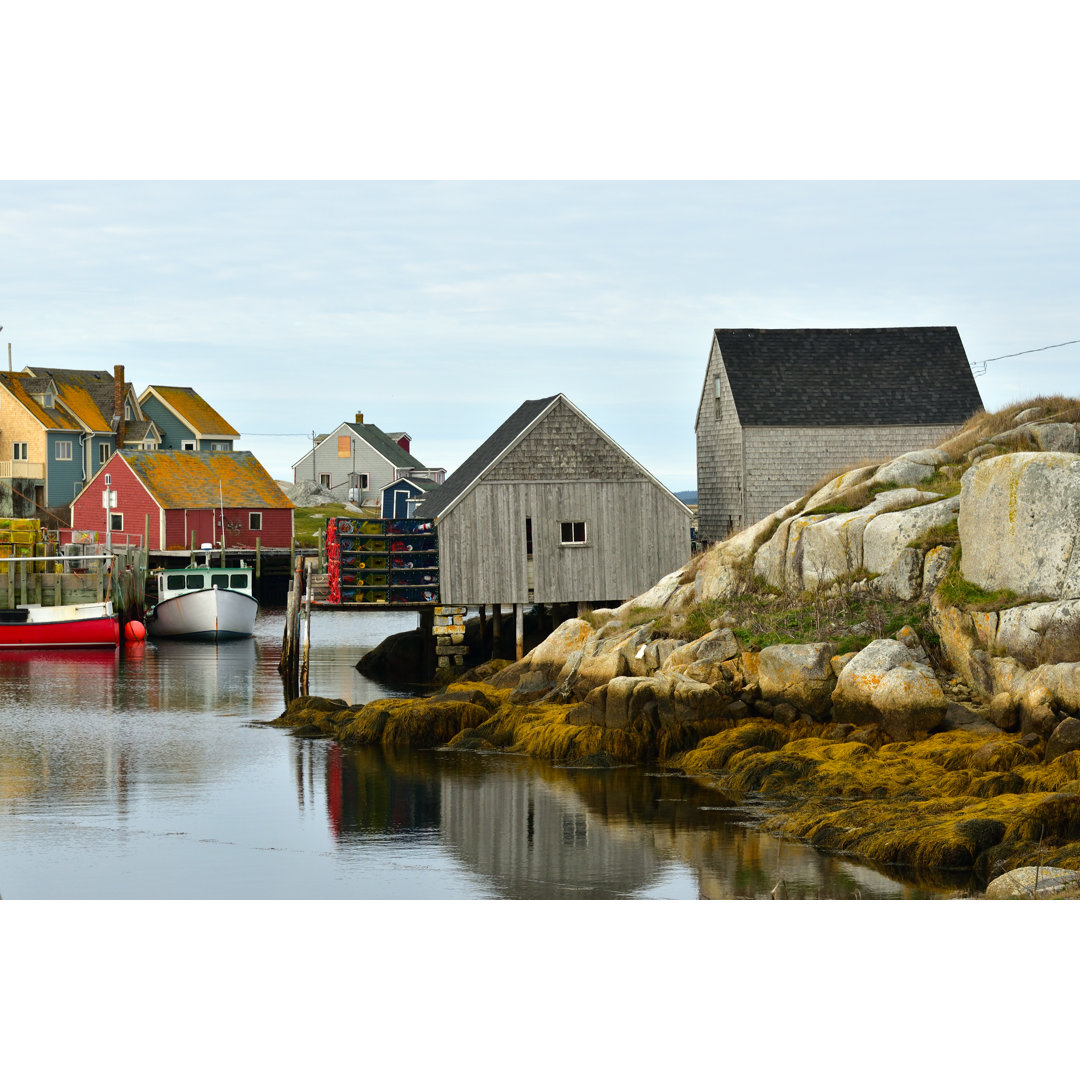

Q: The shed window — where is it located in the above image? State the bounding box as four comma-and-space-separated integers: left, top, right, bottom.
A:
319, 473, 332, 488
249, 512, 262, 531
560, 521, 587, 545
110, 512, 123, 532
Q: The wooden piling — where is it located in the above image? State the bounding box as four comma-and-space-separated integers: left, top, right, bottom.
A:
300, 562, 312, 695
515, 603, 524, 661
491, 603, 502, 658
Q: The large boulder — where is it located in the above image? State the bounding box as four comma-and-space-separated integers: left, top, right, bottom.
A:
1045, 718, 1080, 763
524, 617, 597, 678
867, 449, 944, 489
959, 452, 1080, 599
755, 489, 943, 593
862, 496, 959, 577
757, 642, 836, 718
993, 599, 1080, 667
831, 638, 948, 740
985, 866, 1080, 899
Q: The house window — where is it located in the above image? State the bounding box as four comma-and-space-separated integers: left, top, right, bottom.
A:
714, 377, 723, 420
110, 512, 123, 532
337, 435, 351, 458
560, 521, 587, 545
357, 473, 369, 490
249, 512, 262, 531
99, 444, 110, 464
319, 473, 332, 488
125, 404, 131, 420
12, 442, 28, 460
182, 440, 196, 451
55, 441, 73, 461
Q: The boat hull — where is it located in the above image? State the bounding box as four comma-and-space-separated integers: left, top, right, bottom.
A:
0, 602, 120, 650
148, 588, 258, 640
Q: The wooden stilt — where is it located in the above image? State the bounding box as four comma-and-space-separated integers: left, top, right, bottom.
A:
300, 563, 313, 695
491, 603, 502, 659
515, 603, 524, 661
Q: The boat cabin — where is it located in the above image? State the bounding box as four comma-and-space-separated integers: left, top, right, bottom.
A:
156, 565, 254, 602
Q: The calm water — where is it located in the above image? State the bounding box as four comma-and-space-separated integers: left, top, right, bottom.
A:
0, 608, 962, 899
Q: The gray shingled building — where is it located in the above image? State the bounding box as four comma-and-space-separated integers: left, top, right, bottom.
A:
422, 393, 692, 608
695, 327, 984, 543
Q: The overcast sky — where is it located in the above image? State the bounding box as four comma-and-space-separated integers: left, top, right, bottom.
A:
2, 181, 1078, 491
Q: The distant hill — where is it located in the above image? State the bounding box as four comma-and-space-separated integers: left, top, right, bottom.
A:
674, 490, 697, 504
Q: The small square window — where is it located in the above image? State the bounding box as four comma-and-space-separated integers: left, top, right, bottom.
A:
55, 441, 73, 461
249, 512, 262, 531
110, 512, 123, 532
560, 521, 587, 545
182, 440, 196, 451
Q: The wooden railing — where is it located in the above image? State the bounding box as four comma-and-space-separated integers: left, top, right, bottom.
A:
0, 461, 45, 479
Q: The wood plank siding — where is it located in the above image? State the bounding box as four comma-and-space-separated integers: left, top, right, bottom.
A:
429, 396, 691, 607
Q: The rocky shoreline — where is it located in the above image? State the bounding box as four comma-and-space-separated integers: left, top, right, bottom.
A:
270, 397, 1080, 898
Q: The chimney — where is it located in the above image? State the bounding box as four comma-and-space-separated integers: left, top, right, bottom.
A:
113, 365, 126, 448
355, 411, 364, 424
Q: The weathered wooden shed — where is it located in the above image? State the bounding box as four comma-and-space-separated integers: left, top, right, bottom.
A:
421, 394, 692, 610
695, 327, 985, 543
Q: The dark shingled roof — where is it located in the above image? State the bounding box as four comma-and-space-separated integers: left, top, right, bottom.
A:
419, 396, 560, 520
343, 422, 426, 470
713, 327, 984, 427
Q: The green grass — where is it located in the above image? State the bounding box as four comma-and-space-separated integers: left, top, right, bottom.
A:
292, 503, 372, 546
936, 547, 1023, 612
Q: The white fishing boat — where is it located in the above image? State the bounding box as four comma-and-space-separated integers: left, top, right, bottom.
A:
147, 558, 258, 640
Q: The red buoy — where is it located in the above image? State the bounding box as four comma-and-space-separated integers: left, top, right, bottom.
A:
124, 620, 147, 642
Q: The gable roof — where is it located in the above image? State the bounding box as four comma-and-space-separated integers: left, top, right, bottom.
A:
380, 475, 440, 494
292, 420, 426, 470
139, 386, 240, 438
344, 422, 425, 469
22, 367, 134, 432
0, 373, 68, 428
419, 396, 560, 520
708, 327, 984, 427
115, 450, 294, 509
420, 394, 690, 523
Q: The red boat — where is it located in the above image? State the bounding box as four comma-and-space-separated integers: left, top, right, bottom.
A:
0, 600, 120, 650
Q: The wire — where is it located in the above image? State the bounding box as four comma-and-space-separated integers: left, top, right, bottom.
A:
971, 338, 1080, 376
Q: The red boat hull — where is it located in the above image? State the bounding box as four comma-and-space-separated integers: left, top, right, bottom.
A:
0, 615, 120, 650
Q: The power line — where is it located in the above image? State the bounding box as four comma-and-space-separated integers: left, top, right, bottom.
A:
971, 338, 1080, 377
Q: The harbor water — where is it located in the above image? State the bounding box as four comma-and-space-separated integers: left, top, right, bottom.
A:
0, 608, 965, 899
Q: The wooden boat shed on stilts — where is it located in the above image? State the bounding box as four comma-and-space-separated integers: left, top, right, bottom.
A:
419, 394, 693, 666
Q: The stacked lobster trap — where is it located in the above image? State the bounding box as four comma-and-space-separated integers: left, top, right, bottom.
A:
325, 517, 440, 605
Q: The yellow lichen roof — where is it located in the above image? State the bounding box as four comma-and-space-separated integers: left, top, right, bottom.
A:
144, 386, 240, 438
122, 450, 294, 509
0, 373, 82, 429
53, 380, 112, 430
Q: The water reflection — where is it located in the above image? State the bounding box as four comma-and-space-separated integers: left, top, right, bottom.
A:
0, 607, 970, 898
305, 744, 961, 899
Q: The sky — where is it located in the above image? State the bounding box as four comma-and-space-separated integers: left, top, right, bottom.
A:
3, 181, 1079, 492
7, 0, 1080, 1060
